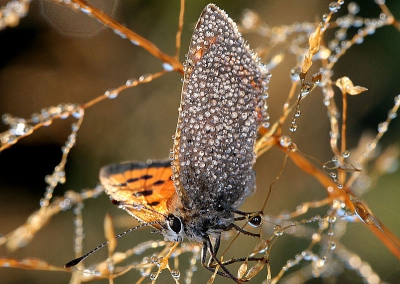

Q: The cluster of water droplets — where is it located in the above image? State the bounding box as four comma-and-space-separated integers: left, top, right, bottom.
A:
72, 201, 85, 256
241, 10, 318, 59
326, 2, 391, 67
337, 248, 382, 284
182, 244, 200, 284
0, 103, 81, 146
1, 115, 32, 145
0, 0, 30, 30
103, 74, 157, 101
82, 268, 101, 277
260, 199, 359, 281
1, 103, 85, 210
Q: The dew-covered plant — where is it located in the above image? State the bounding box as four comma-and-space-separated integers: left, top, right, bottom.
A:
0, 0, 399, 283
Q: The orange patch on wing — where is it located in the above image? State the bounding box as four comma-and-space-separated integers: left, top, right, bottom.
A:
100, 161, 176, 229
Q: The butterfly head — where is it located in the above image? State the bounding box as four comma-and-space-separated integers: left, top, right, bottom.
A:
161, 214, 185, 242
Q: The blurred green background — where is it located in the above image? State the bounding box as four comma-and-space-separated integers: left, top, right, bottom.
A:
0, 0, 399, 283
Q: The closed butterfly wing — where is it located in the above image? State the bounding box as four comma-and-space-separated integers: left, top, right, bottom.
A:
100, 160, 177, 230
171, 4, 270, 212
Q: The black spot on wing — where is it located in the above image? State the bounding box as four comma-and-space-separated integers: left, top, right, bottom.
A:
111, 199, 122, 206
133, 189, 153, 197
126, 177, 140, 183
140, 174, 152, 180
148, 201, 160, 206
153, 180, 165, 185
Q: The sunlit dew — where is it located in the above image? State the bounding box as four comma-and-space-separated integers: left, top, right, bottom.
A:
104, 89, 118, 99
377, 122, 388, 133
130, 39, 140, 45
140, 269, 150, 277
329, 2, 341, 13
162, 62, 174, 71
274, 225, 284, 236
150, 272, 158, 281
279, 136, 292, 147
290, 68, 301, 82
340, 150, 350, 159
138, 74, 151, 82
126, 77, 137, 86
72, 107, 84, 119
394, 94, 400, 106
171, 269, 181, 280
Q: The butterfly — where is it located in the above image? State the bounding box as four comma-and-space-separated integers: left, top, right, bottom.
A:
66, 4, 270, 282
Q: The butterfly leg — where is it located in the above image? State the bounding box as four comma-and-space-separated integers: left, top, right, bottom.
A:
205, 233, 220, 268
229, 223, 260, 238
201, 235, 248, 283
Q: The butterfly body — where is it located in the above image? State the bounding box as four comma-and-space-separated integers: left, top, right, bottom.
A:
101, 3, 268, 244
99, 4, 270, 281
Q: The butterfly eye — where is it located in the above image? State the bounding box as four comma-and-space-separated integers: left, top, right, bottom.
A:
167, 215, 182, 234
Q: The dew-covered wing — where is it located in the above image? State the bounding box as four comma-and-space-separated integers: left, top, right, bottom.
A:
171, 4, 270, 211
100, 160, 176, 229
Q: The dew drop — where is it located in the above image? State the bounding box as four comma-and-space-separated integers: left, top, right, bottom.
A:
130, 39, 139, 45
328, 215, 337, 223
329, 2, 341, 13
312, 269, 320, 277
31, 113, 41, 123
355, 36, 364, 44
11, 122, 27, 136
394, 95, 400, 106
72, 108, 84, 119
150, 272, 158, 281
2, 113, 12, 124
311, 233, 321, 242
162, 62, 174, 71
289, 123, 297, 132
107, 261, 114, 271
126, 78, 137, 86
290, 68, 301, 82
273, 225, 284, 236
104, 89, 118, 99
301, 84, 312, 97
139, 268, 148, 276
302, 250, 313, 260
388, 110, 397, 119
4, 134, 17, 145
71, 123, 79, 131
348, 2, 360, 14
377, 122, 388, 133
139, 74, 151, 82
279, 136, 292, 147
171, 269, 180, 279
150, 255, 158, 263
341, 150, 350, 158
262, 121, 270, 128
315, 258, 326, 268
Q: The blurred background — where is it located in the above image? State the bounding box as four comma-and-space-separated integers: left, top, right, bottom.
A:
0, 0, 399, 283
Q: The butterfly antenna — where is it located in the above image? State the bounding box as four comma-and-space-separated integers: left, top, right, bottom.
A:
65, 221, 159, 268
